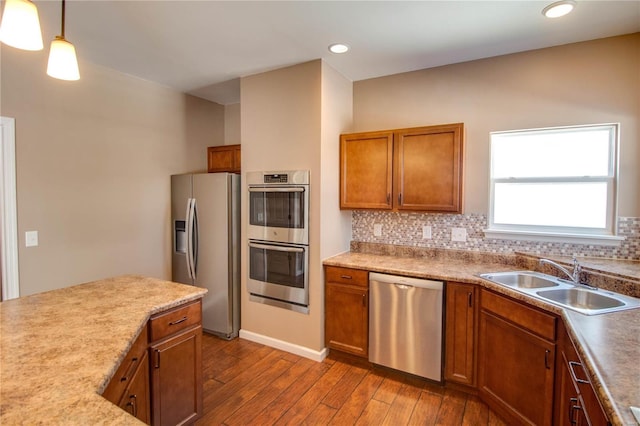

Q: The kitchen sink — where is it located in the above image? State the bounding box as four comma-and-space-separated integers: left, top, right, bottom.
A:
537, 288, 624, 310
479, 271, 561, 289
479, 271, 640, 315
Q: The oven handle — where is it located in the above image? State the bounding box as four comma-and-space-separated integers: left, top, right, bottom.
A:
248, 187, 305, 193
248, 242, 305, 253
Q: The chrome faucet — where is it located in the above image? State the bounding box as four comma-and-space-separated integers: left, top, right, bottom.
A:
539, 257, 586, 286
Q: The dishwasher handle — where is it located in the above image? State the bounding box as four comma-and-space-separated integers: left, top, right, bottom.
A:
369, 272, 443, 291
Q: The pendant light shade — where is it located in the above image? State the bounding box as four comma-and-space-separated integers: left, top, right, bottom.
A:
0, 0, 43, 51
47, 36, 80, 80
46, 0, 80, 81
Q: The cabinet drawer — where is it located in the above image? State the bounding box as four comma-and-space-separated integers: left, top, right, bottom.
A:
103, 324, 149, 403
481, 290, 556, 341
149, 300, 202, 342
325, 266, 368, 287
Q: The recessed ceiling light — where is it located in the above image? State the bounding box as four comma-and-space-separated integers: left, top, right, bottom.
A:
542, 0, 576, 18
328, 43, 349, 54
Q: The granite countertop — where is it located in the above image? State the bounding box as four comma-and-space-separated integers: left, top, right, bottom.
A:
0, 275, 207, 424
323, 250, 640, 426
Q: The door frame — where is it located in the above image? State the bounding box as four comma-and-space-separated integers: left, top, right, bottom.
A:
1, 116, 20, 300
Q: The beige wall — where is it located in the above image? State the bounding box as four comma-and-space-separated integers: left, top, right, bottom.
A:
353, 33, 640, 216
1, 47, 224, 296
224, 103, 241, 145
320, 62, 352, 260
240, 60, 351, 352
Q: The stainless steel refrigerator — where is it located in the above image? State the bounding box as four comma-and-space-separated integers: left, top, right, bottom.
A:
171, 173, 240, 340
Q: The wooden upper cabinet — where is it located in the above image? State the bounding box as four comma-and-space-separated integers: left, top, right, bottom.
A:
207, 144, 241, 173
340, 132, 393, 209
395, 124, 463, 212
340, 123, 464, 212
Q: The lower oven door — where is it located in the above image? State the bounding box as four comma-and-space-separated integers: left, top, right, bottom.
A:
248, 241, 309, 307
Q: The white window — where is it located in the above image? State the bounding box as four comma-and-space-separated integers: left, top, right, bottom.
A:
485, 123, 622, 245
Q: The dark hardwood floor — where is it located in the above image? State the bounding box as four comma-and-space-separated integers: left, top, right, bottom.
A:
196, 332, 506, 426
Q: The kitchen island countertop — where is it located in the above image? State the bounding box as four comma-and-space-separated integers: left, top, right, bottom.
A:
0, 275, 207, 425
324, 250, 640, 426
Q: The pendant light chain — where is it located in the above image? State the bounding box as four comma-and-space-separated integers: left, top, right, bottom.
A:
61, 0, 66, 39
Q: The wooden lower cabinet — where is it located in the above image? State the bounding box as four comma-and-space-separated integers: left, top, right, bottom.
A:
554, 321, 609, 426
118, 350, 151, 423
478, 290, 556, 426
444, 282, 477, 386
325, 266, 369, 358
103, 300, 203, 426
103, 324, 151, 424
150, 325, 202, 426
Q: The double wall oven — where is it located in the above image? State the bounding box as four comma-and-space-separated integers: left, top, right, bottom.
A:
247, 170, 310, 313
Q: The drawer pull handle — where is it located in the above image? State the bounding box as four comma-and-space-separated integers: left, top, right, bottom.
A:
127, 394, 138, 417
340, 275, 352, 280
169, 316, 187, 326
120, 357, 139, 382
568, 361, 590, 384
468, 292, 473, 308
568, 397, 580, 425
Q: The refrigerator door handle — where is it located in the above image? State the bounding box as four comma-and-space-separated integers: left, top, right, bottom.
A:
185, 198, 195, 280
191, 198, 199, 278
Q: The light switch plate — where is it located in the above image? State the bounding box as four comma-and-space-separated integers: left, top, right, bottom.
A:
25, 230, 38, 247
422, 225, 432, 239
373, 223, 382, 237
451, 227, 467, 242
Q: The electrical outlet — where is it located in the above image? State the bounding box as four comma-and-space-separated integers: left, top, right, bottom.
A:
373, 223, 382, 237
451, 227, 467, 242
422, 225, 432, 239
25, 230, 38, 247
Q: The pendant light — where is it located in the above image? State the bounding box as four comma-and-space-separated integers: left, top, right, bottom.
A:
47, 0, 80, 81
0, 0, 43, 51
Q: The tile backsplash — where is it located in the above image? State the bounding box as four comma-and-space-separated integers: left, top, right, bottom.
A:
352, 212, 640, 260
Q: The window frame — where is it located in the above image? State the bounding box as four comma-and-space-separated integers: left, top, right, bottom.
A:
485, 123, 623, 246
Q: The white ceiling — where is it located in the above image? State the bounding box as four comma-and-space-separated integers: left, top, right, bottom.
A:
32, 1, 640, 105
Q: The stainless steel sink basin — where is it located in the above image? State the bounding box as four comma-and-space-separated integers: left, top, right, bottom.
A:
537, 288, 625, 310
479, 271, 561, 289
479, 270, 640, 315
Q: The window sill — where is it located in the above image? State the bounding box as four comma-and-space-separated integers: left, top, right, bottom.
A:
483, 229, 624, 246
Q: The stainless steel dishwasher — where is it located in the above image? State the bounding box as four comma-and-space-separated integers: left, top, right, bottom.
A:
369, 272, 443, 382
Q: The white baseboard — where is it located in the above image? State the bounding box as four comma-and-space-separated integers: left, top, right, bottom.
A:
239, 329, 328, 362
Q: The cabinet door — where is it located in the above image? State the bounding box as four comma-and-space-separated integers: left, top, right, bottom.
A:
118, 350, 151, 424
340, 131, 393, 209
150, 326, 202, 426
555, 322, 609, 426
478, 310, 555, 426
325, 282, 369, 357
207, 145, 240, 173
394, 123, 463, 212
444, 282, 476, 386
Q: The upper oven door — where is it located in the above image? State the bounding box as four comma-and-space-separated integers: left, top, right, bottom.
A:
248, 186, 309, 245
